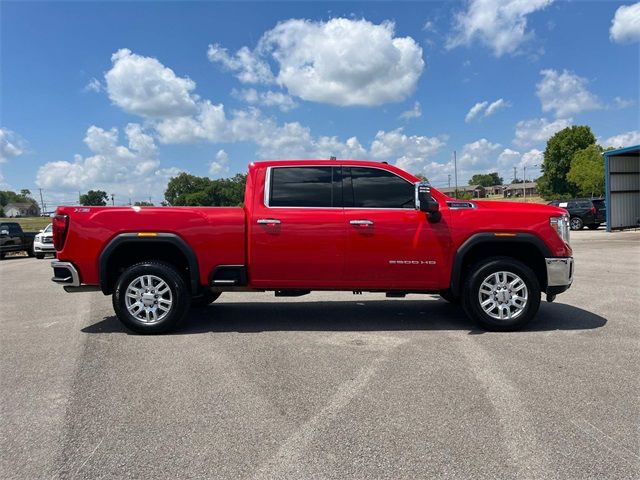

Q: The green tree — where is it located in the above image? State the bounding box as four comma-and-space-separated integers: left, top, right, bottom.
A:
468, 172, 503, 187
80, 190, 108, 206
165, 172, 247, 206
0, 190, 37, 207
538, 125, 596, 199
134, 201, 154, 206
164, 173, 212, 205
567, 145, 605, 198
414, 173, 429, 182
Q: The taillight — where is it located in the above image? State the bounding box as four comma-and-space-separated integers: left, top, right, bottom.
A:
52, 214, 69, 251
590, 206, 596, 215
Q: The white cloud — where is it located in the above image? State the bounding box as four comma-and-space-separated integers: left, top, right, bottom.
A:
209, 149, 230, 177
370, 128, 447, 173
448, 0, 554, 56
603, 130, 640, 148
207, 44, 275, 84
210, 18, 424, 106
498, 147, 542, 171
0, 128, 25, 163
232, 88, 297, 111
458, 138, 501, 168
83, 77, 103, 93
610, 3, 640, 43
465, 101, 488, 122
465, 98, 509, 122
399, 101, 422, 120
612, 96, 635, 109
36, 124, 180, 202
513, 117, 573, 148
155, 101, 229, 144
105, 49, 198, 118
484, 98, 510, 117
537, 69, 602, 118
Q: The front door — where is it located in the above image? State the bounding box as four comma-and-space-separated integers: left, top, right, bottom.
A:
342, 167, 449, 290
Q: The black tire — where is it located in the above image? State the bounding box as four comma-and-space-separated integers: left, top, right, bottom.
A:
439, 289, 460, 304
587, 223, 600, 230
112, 261, 191, 334
35, 254, 45, 259
570, 217, 584, 231
0, 252, 5, 260
27, 248, 35, 257
462, 256, 541, 331
191, 290, 221, 307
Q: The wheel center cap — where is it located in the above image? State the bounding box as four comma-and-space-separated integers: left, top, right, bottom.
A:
496, 290, 511, 303
141, 293, 155, 306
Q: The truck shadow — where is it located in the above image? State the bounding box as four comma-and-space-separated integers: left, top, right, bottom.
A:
83, 300, 607, 335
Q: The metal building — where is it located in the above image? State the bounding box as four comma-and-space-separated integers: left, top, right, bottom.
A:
604, 145, 640, 231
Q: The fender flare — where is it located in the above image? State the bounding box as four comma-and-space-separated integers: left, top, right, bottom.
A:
99, 233, 200, 295
450, 233, 552, 296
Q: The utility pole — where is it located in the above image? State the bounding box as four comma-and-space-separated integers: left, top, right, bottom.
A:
523, 165, 527, 202
111, 193, 115, 206
513, 166, 517, 183
38, 188, 45, 215
453, 151, 458, 198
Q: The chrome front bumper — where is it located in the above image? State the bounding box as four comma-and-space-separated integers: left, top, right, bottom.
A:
545, 257, 574, 289
51, 261, 80, 287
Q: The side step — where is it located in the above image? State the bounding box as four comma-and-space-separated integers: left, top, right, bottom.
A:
210, 265, 247, 286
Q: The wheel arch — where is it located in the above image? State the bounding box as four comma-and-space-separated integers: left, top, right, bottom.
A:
450, 233, 551, 297
99, 233, 200, 295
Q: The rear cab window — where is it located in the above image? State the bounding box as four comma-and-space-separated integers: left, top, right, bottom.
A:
267, 166, 342, 208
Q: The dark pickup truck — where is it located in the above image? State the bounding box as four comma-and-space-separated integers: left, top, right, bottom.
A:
0, 222, 36, 259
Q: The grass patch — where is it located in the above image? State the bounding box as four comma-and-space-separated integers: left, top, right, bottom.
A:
1, 217, 52, 231
482, 195, 547, 204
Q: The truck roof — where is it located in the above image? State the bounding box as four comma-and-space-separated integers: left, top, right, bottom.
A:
249, 159, 418, 180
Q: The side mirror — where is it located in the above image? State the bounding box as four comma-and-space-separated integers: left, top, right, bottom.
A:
0, 229, 9, 236
415, 182, 440, 212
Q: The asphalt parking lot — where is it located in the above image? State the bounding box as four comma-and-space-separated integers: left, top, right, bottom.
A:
1, 230, 639, 479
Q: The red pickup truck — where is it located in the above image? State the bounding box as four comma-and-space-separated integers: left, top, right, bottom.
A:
51, 160, 573, 333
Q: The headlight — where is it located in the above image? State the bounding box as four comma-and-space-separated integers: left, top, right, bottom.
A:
550, 214, 570, 244
35, 235, 41, 242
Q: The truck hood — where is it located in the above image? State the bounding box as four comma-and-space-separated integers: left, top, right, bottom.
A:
470, 200, 568, 217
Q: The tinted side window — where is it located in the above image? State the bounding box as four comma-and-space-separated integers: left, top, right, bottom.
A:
269, 167, 334, 207
350, 167, 414, 208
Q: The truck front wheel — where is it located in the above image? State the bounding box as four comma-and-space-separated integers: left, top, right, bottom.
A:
112, 261, 191, 334
462, 257, 540, 331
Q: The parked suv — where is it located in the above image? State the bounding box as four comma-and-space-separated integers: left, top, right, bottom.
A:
548, 198, 606, 230
33, 223, 55, 259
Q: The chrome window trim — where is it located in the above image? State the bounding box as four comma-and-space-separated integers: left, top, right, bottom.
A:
264, 165, 339, 209
263, 164, 420, 210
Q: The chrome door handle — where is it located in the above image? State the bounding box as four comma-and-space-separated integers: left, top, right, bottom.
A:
257, 218, 281, 225
350, 219, 374, 226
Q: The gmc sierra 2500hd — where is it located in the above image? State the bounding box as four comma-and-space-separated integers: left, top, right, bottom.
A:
51, 160, 573, 334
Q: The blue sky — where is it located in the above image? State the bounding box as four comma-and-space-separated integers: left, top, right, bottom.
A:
1, 0, 639, 206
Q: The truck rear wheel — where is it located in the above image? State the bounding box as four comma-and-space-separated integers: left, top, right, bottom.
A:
112, 261, 191, 334
462, 257, 540, 331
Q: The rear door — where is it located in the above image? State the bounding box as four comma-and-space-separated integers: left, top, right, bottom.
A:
342, 166, 449, 290
249, 166, 346, 288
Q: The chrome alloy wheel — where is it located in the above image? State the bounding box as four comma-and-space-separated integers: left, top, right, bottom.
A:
125, 274, 173, 324
478, 271, 528, 321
